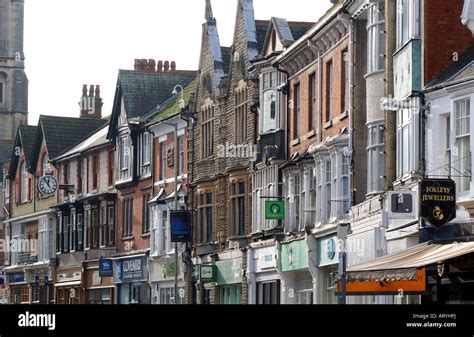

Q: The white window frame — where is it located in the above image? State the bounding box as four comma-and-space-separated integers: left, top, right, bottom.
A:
140, 132, 151, 168
367, 123, 385, 194
260, 70, 279, 133
20, 161, 28, 203
453, 98, 472, 193
396, 0, 420, 49
119, 135, 130, 172
397, 107, 419, 178
367, 1, 385, 74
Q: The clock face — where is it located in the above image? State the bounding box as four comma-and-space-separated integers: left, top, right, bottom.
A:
37, 175, 58, 196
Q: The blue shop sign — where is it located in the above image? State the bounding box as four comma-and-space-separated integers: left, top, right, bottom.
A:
99, 258, 113, 277
9, 272, 25, 283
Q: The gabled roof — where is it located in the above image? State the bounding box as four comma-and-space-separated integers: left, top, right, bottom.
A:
28, 115, 108, 173
147, 78, 197, 123
18, 125, 37, 165
7, 125, 37, 177
118, 70, 197, 120
425, 42, 474, 89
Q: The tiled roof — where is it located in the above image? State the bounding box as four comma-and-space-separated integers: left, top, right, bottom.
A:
119, 70, 197, 119
39, 115, 109, 159
19, 125, 37, 164
288, 21, 315, 41
255, 20, 271, 54
150, 78, 197, 122
425, 42, 474, 89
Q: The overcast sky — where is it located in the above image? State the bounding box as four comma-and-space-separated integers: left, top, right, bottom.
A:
24, 0, 331, 125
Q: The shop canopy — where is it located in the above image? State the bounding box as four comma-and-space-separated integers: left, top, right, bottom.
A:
346, 241, 474, 283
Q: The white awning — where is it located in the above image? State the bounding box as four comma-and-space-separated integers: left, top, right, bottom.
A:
345, 241, 474, 282
54, 280, 82, 287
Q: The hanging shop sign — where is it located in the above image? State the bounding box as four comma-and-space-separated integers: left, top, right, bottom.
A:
170, 210, 192, 242
199, 264, 216, 284
265, 200, 285, 220
420, 179, 456, 228
99, 258, 113, 277
318, 235, 340, 267
280, 239, 308, 272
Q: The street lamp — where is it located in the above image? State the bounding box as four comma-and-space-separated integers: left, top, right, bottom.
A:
172, 85, 185, 111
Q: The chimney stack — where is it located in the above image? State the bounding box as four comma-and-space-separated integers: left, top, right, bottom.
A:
171, 61, 176, 72
164, 60, 170, 72
79, 84, 103, 119
148, 59, 156, 72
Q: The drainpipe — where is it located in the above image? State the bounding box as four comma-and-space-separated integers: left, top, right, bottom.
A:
348, 19, 355, 205
318, 50, 323, 143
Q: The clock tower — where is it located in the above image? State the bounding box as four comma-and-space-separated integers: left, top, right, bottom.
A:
0, 0, 28, 160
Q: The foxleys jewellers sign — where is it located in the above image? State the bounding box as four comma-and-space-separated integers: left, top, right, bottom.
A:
420, 178, 456, 228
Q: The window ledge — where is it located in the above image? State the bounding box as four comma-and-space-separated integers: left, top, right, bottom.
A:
141, 232, 150, 238
338, 111, 348, 121
229, 235, 247, 241
121, 236, 134, 241
290, 138, 300, 146
306, 129, 317, 139
324, 120, 333, 129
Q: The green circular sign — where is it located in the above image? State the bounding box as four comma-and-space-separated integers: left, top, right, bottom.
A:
270, 203, 281, 214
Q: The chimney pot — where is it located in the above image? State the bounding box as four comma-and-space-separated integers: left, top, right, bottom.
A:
164, 60, 170, 72
157, 60, 163, 72
171, 61, 176, 72
95, 85, 101, 98
140, 59, 148, 71
89, 85, 95, 97
134, 59, 140, 71
82, 84, 87, 97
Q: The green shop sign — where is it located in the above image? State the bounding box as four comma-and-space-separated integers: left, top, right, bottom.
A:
280, 239, 308, 272
199, 265, 216, 284
265, 200, 285, 220
216, 257, 243, 285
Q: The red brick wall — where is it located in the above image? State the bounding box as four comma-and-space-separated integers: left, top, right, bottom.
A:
288, 39, 349, 157
424, 0, 474, 84
116, 180, 152, 252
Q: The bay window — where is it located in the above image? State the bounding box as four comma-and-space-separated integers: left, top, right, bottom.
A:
140, 132, 151, 176
342, 153, 350, 214
367, 1, 385, 73
252, 165, 279, 232
396, 0, 420, 49
118, 135, 131, 180
261, 71, 279, 133
325, 161, 332, 220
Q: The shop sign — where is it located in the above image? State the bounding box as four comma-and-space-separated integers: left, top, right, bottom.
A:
420, 179, 456, 228
170, 210, 192, 242
318, 235, 340, 267
161, 260, 178, 279
280, 239, 308, 272
265, 200, 285, 220
257, 247, 276, 270
34, 275, 49, 286
388, 191, 416, 219
199, 265, 216, 283
99, 258, 113, 277
9, 273, 25, 283
116, 257, 146, 282
216, 258, 243, 285
57, 271, 81, 282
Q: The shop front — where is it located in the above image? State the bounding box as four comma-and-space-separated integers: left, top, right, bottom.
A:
54, 268, 85, 304
113, 255, 150, 304
278, 238, 313, 304
84, 259, 114, 304
149, 258, 185, 304
247, 243, 280, 304
316, 234, 340, 304
7, 271, 28, 304
215, 255, 243, 304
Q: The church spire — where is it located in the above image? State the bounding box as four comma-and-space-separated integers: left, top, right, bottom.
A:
205, 0, 214, 21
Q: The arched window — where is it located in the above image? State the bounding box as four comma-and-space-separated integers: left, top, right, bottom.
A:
20, 161, 28, 203
42, 153, 49, 175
